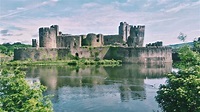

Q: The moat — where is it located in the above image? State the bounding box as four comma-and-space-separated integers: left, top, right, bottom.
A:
25, 63, 172, 112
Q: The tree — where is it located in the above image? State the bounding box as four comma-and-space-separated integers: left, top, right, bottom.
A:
177, 32, 187, 42
193, 38, 200, 52
0, 42, 31, 56
0, 46, 7, 54
155, 46, 200, 112
0, 69, 53, 112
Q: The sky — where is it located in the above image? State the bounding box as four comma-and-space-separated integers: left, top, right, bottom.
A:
0, 0, 199, 45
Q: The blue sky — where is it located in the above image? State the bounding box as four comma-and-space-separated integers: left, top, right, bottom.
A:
0, 0, 199, 45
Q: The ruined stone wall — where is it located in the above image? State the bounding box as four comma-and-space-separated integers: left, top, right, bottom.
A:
82, 33, 103, 47
127, 26, 145, 47
72, 46, 172, 63
14, 47, 172, 63
103, 35, 124, 46
56, 35, 81, 48
39, 25, 58, 48
146, 41, 163, 47
70, 47, 110, 59
14, 48, 70, 61
104, 47, 172, 63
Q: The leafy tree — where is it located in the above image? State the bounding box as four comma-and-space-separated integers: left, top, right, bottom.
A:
0, 69, 53, 112
0, 46, 7, 54
155, 46, 200, 112
177, 32, 187, 42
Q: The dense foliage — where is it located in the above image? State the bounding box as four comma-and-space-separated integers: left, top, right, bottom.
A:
0, 69, 53, 112
156, 45, 200, 112
0, 42, 31, 56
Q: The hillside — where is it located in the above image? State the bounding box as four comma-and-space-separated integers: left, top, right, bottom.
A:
168, 42, 194, 49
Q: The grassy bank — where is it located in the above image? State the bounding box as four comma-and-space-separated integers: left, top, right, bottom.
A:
1, 59, 122, 67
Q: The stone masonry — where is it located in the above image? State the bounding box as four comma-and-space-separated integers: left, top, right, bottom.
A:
14, 22, 172, 63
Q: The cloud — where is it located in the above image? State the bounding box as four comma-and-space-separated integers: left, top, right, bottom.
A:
164, 1, 200, 13
82, 2, 99, 8
50, 0, 59, 2
0, 30, 13, 36
0, 0, 199, 45
145, 17, 178, 25
0, 0, 59, 19
157, 0, 171, 5
0, 29, 23, 37
1, 38, 7, 41
165, 3, 189, 13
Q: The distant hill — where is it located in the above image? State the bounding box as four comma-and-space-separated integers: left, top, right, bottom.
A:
167, 42, 194, 49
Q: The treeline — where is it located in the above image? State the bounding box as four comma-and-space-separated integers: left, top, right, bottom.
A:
0, 42, 31, 56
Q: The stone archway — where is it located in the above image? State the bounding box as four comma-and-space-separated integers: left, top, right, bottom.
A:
75, 53, 79, 57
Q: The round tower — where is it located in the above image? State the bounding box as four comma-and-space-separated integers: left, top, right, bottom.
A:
39, 25, 58, 48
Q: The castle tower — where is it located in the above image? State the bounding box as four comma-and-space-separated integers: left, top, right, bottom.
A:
119, 22, 131, 42
51, 25, 59, 36
32, 39, 38, 47
39, 25, 59, 48
127, 25, 145, 47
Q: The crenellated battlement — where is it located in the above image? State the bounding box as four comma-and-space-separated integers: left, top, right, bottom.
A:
14, 22, 172, 63
39, 25, 59, 48
127, 25, 145, 47
36, 22, 145, 49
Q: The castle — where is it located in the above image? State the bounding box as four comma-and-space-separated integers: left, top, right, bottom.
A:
14, 22, 172, 63
32, 22, 145, 48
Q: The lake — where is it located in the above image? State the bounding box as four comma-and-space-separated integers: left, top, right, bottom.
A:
25, 63, 172, 112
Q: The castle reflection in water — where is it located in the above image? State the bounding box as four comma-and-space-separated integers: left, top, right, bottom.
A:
25, 63, 172, 102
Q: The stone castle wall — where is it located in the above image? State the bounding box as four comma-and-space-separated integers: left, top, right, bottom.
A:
103, 47, 172, 63
103, 35, 124, 46
14, 22, 173, 63
56, 35, 81, 48
36, 22, 145, 49
70, 47, 110, 59
14, 47, 172, 63
82, 33, 104, 47
14, 48, 70, 61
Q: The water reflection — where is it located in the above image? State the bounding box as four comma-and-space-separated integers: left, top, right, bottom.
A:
0, 63, 171, 111
25, 63, 171, 103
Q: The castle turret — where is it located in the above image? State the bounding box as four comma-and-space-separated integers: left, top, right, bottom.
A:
39, 25, 59, 48
127, 25, 145, 47
119, 22, 131, 42
32, 39, 38, 47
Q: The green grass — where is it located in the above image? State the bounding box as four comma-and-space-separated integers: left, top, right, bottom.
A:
1, 59, 122, 67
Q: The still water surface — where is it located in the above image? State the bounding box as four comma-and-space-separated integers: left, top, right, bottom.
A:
25, 63, 172, 112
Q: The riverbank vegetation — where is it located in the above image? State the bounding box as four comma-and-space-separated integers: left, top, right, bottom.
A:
156, 45, 200, 112
1, 59, 122, 67
0, 69, 53, 112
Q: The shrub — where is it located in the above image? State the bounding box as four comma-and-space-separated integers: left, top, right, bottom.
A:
0, 69, 53, 112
